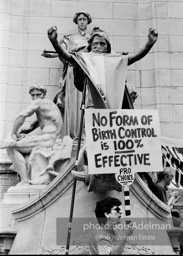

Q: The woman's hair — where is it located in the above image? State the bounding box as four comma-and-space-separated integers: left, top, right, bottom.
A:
87, 27, 111, 53
95, 197, 121, 226
157, 167, 175, 182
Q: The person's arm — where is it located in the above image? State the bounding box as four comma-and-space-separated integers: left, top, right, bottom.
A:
110, 222, 133, 255
128, 28, 158, 66
90, 223, 133, 255
47, 26, 76, 65
41, 50, 59, 58
11, 101, 40, 140
167, 191, 179, 208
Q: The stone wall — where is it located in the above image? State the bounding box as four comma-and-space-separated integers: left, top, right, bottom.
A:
1, 0, 183, 154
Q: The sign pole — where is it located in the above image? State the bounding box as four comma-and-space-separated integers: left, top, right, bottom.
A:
65, 179, 77, 255
123, 185, 131, 224
65, 83, 86, 255
115, 171, 134, 224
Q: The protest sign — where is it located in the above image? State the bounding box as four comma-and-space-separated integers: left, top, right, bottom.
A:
115, 169, 135, 187
85, 109, 163, 175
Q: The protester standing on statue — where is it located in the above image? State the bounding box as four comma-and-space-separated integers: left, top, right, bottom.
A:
47, 26, 158, 108
47, 26, 158, 178
42, 11, 92, 139
46, 25, 158, 180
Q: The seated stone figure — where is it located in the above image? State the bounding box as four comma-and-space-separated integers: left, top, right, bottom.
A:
0, 85, 73, 186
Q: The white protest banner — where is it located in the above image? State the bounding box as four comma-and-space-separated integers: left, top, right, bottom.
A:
85, 109, 163, 175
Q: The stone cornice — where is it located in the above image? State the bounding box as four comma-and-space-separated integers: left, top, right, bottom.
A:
131, 174, 171, 220
12, 157, 76, 221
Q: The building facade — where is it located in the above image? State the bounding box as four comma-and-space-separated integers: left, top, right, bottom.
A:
1, 0, 183, 159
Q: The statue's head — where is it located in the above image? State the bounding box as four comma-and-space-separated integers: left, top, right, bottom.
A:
29, 85, 47, 100
73, 11, 92, 31
87, 27, 111, 53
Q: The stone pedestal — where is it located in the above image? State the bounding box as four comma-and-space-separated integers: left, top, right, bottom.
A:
0, 228, 17, 255
2, 185, 47, 204
0, 184, 47, 233
0, 161, 20, 202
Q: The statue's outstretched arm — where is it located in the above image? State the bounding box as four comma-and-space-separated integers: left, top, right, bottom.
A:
128, 28, 158, 66
41, 50, 59, 58
47, 26, 76, 65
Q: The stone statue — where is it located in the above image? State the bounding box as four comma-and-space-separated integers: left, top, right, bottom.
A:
0, 85, 73, 186
42, 11, 92, 140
